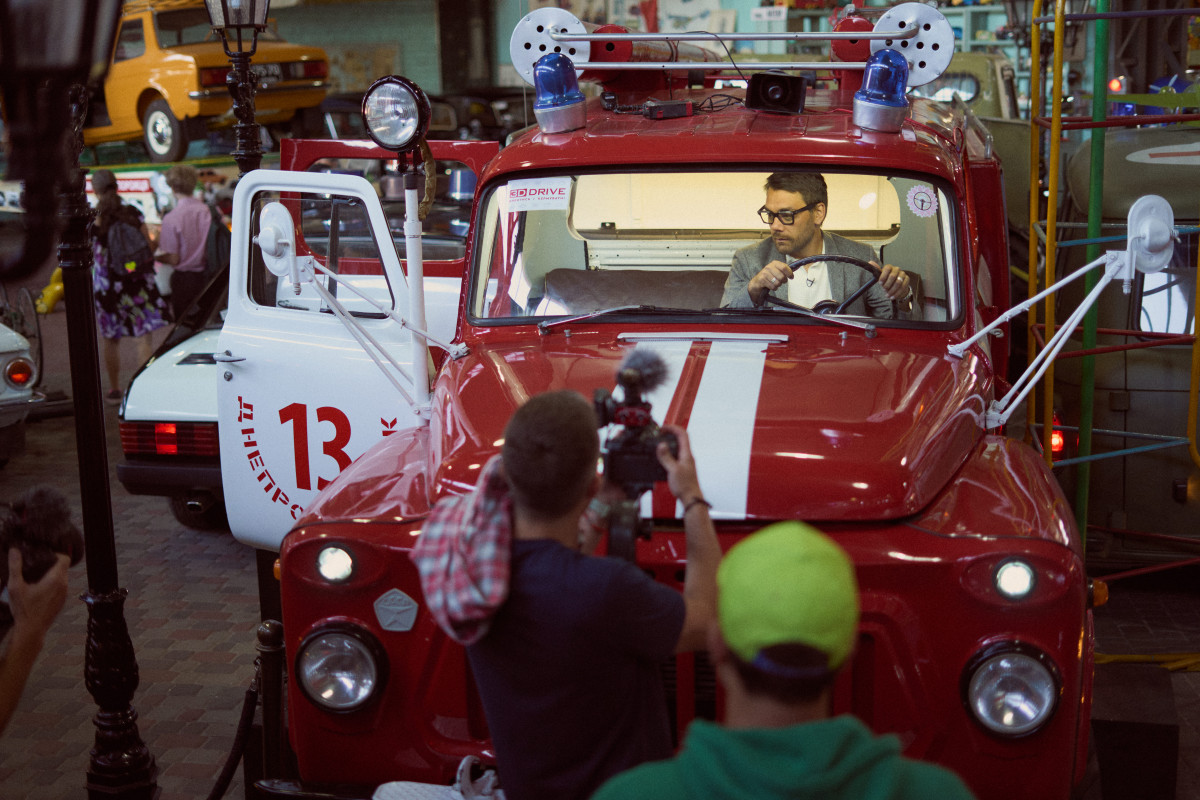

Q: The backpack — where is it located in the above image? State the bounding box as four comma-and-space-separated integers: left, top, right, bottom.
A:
204, 204, 232, 278
106, 218, 155, 276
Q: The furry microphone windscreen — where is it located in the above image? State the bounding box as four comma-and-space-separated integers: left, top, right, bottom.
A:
618, 347, 669, 394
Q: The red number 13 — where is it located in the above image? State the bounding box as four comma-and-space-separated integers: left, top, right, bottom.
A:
279, 403, 353, 491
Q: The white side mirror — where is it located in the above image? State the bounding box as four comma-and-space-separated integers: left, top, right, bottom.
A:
1126, 194, 1175, 274
254, 201, 297, 278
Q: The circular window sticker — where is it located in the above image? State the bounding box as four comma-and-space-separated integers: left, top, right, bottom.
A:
906, 185, 938, 218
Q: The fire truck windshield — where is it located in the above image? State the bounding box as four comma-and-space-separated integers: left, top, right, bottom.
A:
468, 169, 959, 324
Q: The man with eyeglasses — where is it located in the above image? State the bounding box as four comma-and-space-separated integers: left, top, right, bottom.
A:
720, 172, 912, 317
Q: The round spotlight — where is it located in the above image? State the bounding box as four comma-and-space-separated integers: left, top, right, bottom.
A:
994, 559, 1035, 600
296, 626, 386, 713
316, 546, 354, 583
362, 75, 431, 152
964, 645, 1059, 737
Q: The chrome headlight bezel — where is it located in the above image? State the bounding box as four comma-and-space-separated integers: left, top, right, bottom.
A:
295, 623, 388, 714
961, 641, 1061, 738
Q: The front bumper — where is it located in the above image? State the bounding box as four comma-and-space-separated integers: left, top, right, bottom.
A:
253, 754, 495, 799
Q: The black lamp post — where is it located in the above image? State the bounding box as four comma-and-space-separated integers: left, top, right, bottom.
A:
0, 0, 120, 279
205, 0, 272, 176
61, 88, 160, 800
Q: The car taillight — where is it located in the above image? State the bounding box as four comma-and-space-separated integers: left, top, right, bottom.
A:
284, 60, 328, 80
120, 421, 220, 457
200, 67, 227, 88
156, 423, 179, 455
3, 356, 35, 389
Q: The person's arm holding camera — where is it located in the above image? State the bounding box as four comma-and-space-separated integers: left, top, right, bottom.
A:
0, 549, 70, 736
657, 425, 721, 654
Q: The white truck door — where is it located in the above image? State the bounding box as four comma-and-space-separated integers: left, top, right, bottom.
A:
218, 169, 429, 550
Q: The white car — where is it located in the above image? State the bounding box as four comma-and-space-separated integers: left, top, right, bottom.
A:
117, 276, 227, 528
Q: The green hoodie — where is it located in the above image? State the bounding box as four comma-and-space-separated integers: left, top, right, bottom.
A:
591, 716, 977, 800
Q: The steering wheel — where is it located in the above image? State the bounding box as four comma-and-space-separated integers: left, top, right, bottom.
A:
763, 254, 881, 315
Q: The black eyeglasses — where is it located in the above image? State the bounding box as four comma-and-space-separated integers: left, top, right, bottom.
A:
758, 202, 817, 225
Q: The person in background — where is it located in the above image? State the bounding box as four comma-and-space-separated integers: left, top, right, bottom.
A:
412, 390, 721, 800
0, 550, 70, 736
155, 164, 211, 318
592, 520, 978, 800
90, 169, 170, 403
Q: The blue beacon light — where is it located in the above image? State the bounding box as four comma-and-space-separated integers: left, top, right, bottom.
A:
533, 52, 587, 134
853, 49, 910, 133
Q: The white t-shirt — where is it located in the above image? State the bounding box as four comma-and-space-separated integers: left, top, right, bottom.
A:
788, 244, 832, 308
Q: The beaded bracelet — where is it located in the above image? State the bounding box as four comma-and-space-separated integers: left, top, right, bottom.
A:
683, 496, 712, 515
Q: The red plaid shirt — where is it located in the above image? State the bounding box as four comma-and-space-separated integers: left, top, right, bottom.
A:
411, 456, 512, 645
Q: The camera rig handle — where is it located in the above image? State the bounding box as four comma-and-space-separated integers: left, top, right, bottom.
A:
606, 500, 644, 563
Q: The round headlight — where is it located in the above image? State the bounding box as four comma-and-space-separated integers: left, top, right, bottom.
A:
316, 546, 354, 583
4, 356, 35, 389
965, 646, 1059, 736
362, 75, 430, 152
994, 559, 1036, 600
296, 627, 385, 712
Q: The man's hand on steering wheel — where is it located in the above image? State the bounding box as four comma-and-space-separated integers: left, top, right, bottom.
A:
748, 259, 794, 305
875, 262, 911, 301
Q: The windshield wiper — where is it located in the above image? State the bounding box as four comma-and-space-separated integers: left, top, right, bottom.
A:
537, 305, 702, 333
744, 301, 878, 337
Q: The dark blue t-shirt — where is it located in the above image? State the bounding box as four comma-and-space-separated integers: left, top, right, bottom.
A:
467, 538, 686, 800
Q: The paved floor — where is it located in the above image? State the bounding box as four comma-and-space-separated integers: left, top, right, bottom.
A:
0, 267, 1198, 799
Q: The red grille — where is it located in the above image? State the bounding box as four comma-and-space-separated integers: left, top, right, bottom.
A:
120, 421, 219, 457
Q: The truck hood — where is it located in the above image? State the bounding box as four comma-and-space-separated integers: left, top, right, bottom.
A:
432, 330, 990, 522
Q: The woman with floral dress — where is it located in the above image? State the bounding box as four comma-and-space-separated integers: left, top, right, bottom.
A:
91, 169, 170, 403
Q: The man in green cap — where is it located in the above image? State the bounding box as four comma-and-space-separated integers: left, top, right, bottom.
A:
591, 520, 978, 800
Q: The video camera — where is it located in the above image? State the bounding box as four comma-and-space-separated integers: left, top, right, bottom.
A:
593, 348, 678, 498
0, 486, 84, 640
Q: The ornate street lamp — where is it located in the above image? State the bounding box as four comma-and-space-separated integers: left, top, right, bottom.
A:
205, 0, 272, 175
0, 0, 121, 278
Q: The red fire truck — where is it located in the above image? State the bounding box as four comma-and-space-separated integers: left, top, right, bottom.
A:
216, 5, 1099, 798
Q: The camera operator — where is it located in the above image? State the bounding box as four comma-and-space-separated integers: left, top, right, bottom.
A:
413, 390, 720, 800
0, 549, 70, 736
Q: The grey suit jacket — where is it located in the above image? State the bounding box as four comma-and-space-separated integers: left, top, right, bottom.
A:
720, 232, 895, 319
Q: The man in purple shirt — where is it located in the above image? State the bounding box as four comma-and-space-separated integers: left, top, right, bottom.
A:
155, 164, 213, 317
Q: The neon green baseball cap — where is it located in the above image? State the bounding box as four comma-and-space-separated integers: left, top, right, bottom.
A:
717, 521, 860, 670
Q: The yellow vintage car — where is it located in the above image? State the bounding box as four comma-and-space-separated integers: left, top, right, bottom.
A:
85, 0, 329, 162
